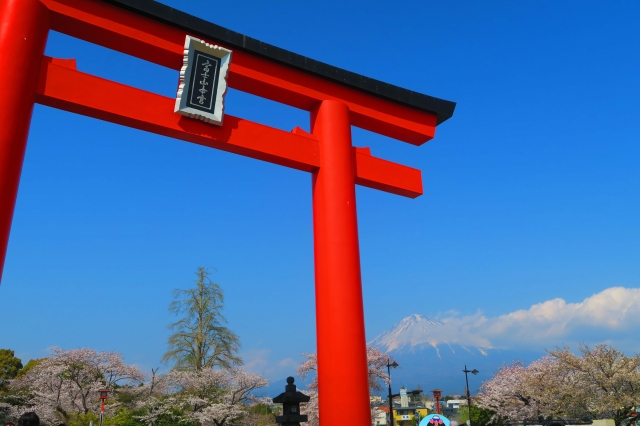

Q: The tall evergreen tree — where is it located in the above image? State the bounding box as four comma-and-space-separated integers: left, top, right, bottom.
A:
162, 267, 241, 370
0, 349, 22, 392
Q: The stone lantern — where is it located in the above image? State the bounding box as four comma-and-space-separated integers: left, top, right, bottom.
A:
272, 376, 310, 426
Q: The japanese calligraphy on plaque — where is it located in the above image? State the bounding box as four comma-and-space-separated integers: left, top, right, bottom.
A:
175, 36, 232, 125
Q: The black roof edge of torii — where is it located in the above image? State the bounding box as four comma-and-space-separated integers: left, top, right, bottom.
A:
99, 0, 456, 126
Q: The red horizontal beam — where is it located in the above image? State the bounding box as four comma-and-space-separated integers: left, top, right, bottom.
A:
41, 0, 437, 145
36, 57, 320, 172
36, 57, 423, 198
354, 151, 422, 198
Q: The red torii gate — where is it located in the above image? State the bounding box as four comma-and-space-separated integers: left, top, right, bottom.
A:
0, 0, 455, 424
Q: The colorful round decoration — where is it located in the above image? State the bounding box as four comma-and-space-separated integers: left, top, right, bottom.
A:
419, 414, 451, 426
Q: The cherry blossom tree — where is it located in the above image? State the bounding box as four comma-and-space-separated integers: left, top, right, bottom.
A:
135, 368, 268, 426
296, 346, 396, 426
548, 344, 640, 426
129, 368, 177, 426
475, 361, 542, 422
10, 347, 145, 424
477, 344, 640, 426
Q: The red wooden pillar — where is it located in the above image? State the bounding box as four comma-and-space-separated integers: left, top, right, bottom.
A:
312, 100, 371, 425
0, 0, 49, 283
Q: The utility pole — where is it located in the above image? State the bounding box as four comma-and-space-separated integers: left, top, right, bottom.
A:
462, 366, 478, 426
387, 360, 398, 426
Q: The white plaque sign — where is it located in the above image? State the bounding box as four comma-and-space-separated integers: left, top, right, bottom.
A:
174, 35, 232, 125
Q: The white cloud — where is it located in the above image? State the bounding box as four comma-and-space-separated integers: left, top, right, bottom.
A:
241, 348, 300, 379
438, 287, 640, 349
278, 358, 295, 367
242, 348, 271, 371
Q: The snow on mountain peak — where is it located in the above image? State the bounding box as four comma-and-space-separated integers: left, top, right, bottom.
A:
403, 314, 443, 326
368, 314, 445, 352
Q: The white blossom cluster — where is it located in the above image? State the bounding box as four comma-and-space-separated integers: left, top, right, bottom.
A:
135, 368, 269, 426
10, 347, 146, 424
8, 347, 270, 426
476, 344, 640, 425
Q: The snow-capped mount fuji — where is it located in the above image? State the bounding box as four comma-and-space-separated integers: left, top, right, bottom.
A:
369, 314, 488, 357
369, 314, 446, 353
367, 314, 543, 394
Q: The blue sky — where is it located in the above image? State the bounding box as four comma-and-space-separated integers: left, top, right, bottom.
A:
1, 0, 640, 386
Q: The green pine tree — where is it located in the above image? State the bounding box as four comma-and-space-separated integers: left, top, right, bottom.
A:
0, 349, 23, 391
162, 267, 241, 370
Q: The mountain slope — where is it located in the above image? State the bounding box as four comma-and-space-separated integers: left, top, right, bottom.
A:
368, 314, 544, 394
369, 313, 489, 356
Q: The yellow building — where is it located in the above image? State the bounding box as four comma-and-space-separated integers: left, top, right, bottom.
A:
392, 388, 429, 426
393, 406, 429, 425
